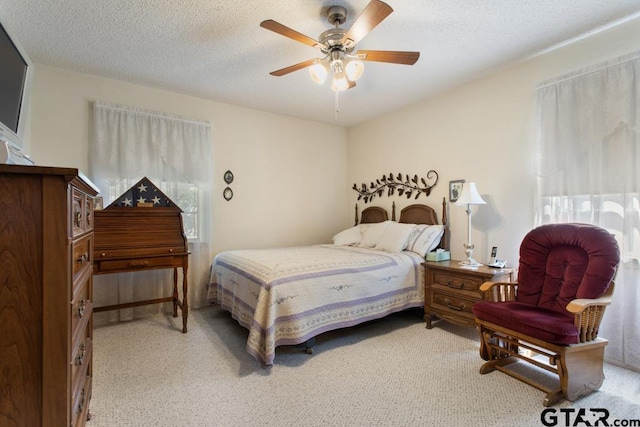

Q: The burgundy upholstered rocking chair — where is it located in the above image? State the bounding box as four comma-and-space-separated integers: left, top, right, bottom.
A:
472, 223, 620, 406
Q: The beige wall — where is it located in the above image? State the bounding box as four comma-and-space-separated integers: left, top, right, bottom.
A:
347, 16, 640, 266
28, 66, 348, 253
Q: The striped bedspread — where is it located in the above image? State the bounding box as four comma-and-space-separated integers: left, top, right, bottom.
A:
207, 244, 425, 365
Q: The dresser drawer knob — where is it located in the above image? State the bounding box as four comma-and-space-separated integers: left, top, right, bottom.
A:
76, 343, 86, 366
74, 209, 82, 228
77, 253, 88, 263
444, 298, 465, 311
77, 299, 87, 318
77, 388, 86, 414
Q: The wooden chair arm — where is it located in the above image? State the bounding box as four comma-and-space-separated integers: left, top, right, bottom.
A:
566, 283, 615, 343
565, 295, 612, 314
479, 281, 518, 302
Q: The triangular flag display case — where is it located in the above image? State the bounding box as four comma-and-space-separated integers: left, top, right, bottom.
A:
93, 177, 189, 333
105, 177, 179, 209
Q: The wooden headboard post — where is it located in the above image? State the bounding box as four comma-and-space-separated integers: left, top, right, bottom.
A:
441, 196, 447, 226
392, 202, 396, 221
441, 196, 448, 250
354, 204, 359, 226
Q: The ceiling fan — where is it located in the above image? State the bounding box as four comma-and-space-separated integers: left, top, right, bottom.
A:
260, 0, 420, 91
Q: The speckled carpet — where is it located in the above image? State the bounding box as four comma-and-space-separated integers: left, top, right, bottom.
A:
89, 305, 640, 426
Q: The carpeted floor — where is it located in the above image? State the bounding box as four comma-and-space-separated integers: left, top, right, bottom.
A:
89, 305, 640, 426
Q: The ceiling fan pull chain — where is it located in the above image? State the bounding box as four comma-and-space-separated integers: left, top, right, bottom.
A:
334, 90, 340, 122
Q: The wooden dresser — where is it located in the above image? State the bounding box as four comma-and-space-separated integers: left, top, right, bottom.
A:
423, 260, 515, 328
0, 164, 98, 426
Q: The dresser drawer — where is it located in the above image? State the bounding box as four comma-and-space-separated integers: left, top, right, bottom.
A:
71, 277, 92, 350
72, 375, 92, 427
73, 234, 93, 282
432, 271, 483, 292
72, 188, 85, 237
72, 188, 94, 236
71, 335, 92, 408
84, 195, 94, 232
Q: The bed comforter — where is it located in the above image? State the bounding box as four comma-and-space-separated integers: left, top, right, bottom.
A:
207, 244, 425, 365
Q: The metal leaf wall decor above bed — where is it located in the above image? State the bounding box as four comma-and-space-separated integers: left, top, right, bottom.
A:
352, 170, 439, 203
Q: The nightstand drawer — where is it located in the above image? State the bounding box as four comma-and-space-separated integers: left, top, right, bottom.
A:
433, 271, 483, 292
430, 290, 476, 324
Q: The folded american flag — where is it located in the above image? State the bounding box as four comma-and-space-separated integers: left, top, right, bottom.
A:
107, 177, 177, 208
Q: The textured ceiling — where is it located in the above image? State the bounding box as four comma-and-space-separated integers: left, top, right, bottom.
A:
2, 0, 640, 127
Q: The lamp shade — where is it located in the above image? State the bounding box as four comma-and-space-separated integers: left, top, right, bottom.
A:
345, 60, 364, 81
455, 182, 486, 206
331, 70, 349, 91
309, 62, 328, 84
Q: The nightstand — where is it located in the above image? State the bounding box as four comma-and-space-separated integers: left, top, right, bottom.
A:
422, 260, 516, 328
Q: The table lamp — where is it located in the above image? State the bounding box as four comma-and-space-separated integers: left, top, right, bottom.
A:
455, 182, 486, 266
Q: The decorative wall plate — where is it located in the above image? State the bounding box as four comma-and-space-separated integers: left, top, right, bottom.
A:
223, 187, 233, 201
224, 170, 234, 184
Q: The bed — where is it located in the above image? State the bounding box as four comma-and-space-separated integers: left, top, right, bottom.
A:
207, 200, 447, 366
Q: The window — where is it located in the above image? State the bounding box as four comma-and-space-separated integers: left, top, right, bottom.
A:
535, 51, 640, 370
91, 102, 212, 309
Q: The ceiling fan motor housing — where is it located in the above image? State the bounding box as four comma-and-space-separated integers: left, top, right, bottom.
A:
327, 6, 347, 26
319, 28, 350, 53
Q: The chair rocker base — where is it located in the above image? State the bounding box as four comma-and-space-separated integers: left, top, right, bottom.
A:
477, 320, 608, 406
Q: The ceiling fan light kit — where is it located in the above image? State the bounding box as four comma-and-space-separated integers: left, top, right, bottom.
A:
260, 0, 419, 93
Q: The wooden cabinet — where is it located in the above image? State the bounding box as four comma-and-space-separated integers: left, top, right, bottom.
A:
0, 164, 98, 426
92, 177, 189, 333
423, 260, 515, 328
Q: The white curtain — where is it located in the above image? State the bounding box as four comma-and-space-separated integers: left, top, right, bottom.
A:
535, 51, 640, 370
91, 102, 212, 325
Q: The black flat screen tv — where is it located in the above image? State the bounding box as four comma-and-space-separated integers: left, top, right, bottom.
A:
0, 19, 33, 152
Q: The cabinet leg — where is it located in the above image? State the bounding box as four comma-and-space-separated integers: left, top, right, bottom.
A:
425, 314, 434, 329
181, 266, 188, 333
172, 268, 179, 317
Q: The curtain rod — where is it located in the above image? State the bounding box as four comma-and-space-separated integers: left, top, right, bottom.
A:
94, 101, 211, 127
537, 50, 640, 90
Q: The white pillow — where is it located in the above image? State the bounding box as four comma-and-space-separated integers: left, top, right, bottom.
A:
332, 226, 362, 246
406, 224, 445, 257
358, 221, 391, 248
375, 222, 417, 253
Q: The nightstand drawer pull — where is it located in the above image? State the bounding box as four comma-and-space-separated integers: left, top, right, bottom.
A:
445, 298, 465, 311
77, 253, 88, 263
446, 280, 464, 289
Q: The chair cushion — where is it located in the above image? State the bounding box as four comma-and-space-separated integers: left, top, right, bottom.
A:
517, 223, 620, 313
473, 300, 579, 344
